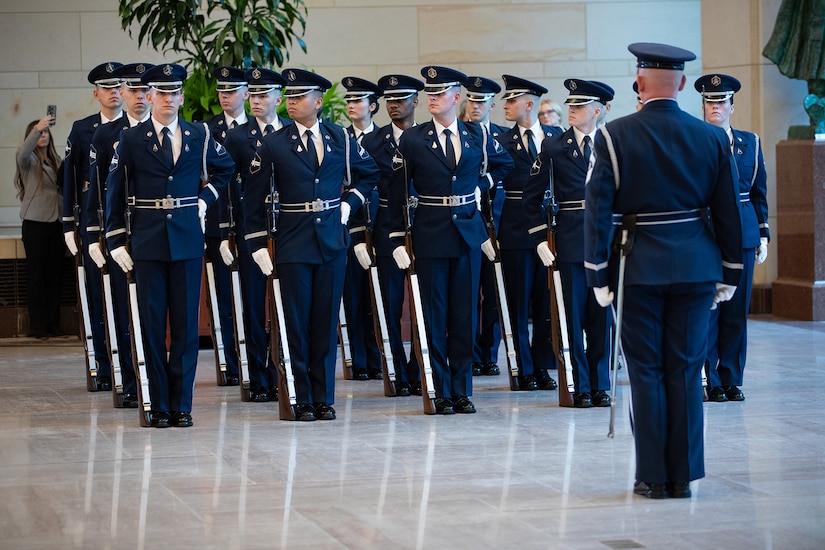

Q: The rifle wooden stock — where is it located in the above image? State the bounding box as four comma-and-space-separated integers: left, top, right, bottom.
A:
364, 205, 396, 397
405, 233, 436, 415
547, 230, 575, 407
266, 239, 297, 420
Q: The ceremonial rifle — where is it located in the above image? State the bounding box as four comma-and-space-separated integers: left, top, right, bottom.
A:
363, 199, 396, 396
226, 177, 251, 401
203, 251, 229, 386
264, 168, 297, 420
545, 159, 575, 407
337, 298, 354, 379
74, 199, 98, 391
608, 216, 635, 437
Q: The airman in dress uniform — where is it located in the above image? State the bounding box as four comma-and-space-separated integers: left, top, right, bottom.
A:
584, 43, 742, 498
695, 74, 770, 403
245, 69, 380, 421
85, 62, 154, 408
63, 61, 124, 392
105, 63, 235, 428
341, 77, 383, 381
387, 66, 513, 414
498, 75, 563, 392
220, 67, 291, 402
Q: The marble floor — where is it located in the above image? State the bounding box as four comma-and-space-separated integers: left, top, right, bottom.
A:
0, 315, 823, 549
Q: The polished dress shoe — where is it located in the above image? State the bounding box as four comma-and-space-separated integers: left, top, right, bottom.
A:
171, 411, 193, 428
151, 411, 172, 428
592, 390, 611, 407
269, 385, 279, 401
724, 386, 745, 401
536, 371, 558, 390
314, 403, 336, 420
481, 361, 500, 376
707, 386, 728, 402
295, 404, 316, 422
434, 397, 455, 415
453, 396, 476, 414
394, 382, 411, 397
471, 362, 483, 376
410, 381, 422, 396
121, 393, 139, 408
226, 375, 240, 386
249, 387, 270, 403
368, 369, 383, 380
352, 366, 370, 381
634, 480, 668, 499
668, 481, 691, 498
97, 377, 112, 392
574, 392, 593, 408
519, 375, 538, 391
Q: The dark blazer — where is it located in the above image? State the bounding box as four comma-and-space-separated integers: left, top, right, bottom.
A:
105, 119, 235, 261
86, 113, 131, 242
63, 113, 106, 235
242, 120, 380, 263
584, 99, 742, 288
387, 120, 514, 259
731, 129, 769, 248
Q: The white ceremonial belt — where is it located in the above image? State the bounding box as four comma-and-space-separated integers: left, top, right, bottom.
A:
279, 198, 341, 213
128, 196, 199, 210
416, 193, 475, 207
558, 200, 585, 211
505, 190, 523, 200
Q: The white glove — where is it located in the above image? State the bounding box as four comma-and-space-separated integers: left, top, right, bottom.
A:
110, 246, 133, 274
252, 247, 273, 276
219, 240, 234, 266
481, 238, 496, 261
198, 198, 207, 233
64, 231, 78, 256
340, 201, 351, 225
536, 241, 555, 267
88, 242, 106, 269
354, 243, 371, 270
593, 286, 614, 308
474, 186, 482, 211
755, 237, 768, 264
711, 283, 737, 310
392, 246, 411, 270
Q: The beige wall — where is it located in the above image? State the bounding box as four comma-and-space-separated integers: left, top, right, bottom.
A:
0, 0, 799, 289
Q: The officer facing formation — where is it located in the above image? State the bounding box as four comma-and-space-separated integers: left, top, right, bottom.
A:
388, 66, 514, 415
695, 73, 769, 403
585, 43, 742, 498
85, 62, 154, 408
525, 78, 615, 408
105, 63, 235, 428
354, 74, 425, 396
63, 61, 124, 393
341, 76, 383, 381
245, 68, 380, 421
220, 67, 291, 402
498, 75, 563, 392
203, 66, 250, 387
463, 76, 507, 378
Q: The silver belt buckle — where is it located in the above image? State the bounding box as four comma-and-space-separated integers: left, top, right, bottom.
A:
311, 199, 324, 212
407, 196, 419, 209
161, 197, 175, 209
448, 195, 460, 207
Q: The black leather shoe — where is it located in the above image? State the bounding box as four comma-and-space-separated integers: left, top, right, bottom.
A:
122, 393, 139, 408
592, 390, 611, 407
668, 481, 691, 498
314, 403, 336, 420
171, 411, 193, 428
707, 386, 728, 402
395, 382, 411, 396
481, 361, 500, 376
249, 387, 270, 402
269, 386, 279, 401
226, 375, 240, 386
410, 381, 422, 396
519, 375, 538, 391
368, 369, 383, 380
724, 386, 745, 401
151, 411, 171, 428
471, 362, 483, 376
295, 404, 316, 422
536, 371, 558, 390
434, 397, 455, 415
634, 480, 668, 499
97, 377, 112, 392
574, 392, 593, 408
352, 367, 369, 381
453, 396, 476, 414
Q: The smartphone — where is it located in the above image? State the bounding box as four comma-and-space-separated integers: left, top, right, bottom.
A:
46, 104, 57, 125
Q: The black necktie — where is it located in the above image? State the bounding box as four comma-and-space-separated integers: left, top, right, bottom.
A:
444, 128, 456, 169
230, 120, 238, 129
582, 135, 592, 162
264, 124, 274, 136
305, 129, 318, 170
161, 127, 173, 165
525, 129, 537, 160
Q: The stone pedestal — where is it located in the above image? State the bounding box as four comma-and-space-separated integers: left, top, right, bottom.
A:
772, 140, 825, 320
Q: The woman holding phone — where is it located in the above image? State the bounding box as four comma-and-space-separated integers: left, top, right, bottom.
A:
14, 113, 64, 338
